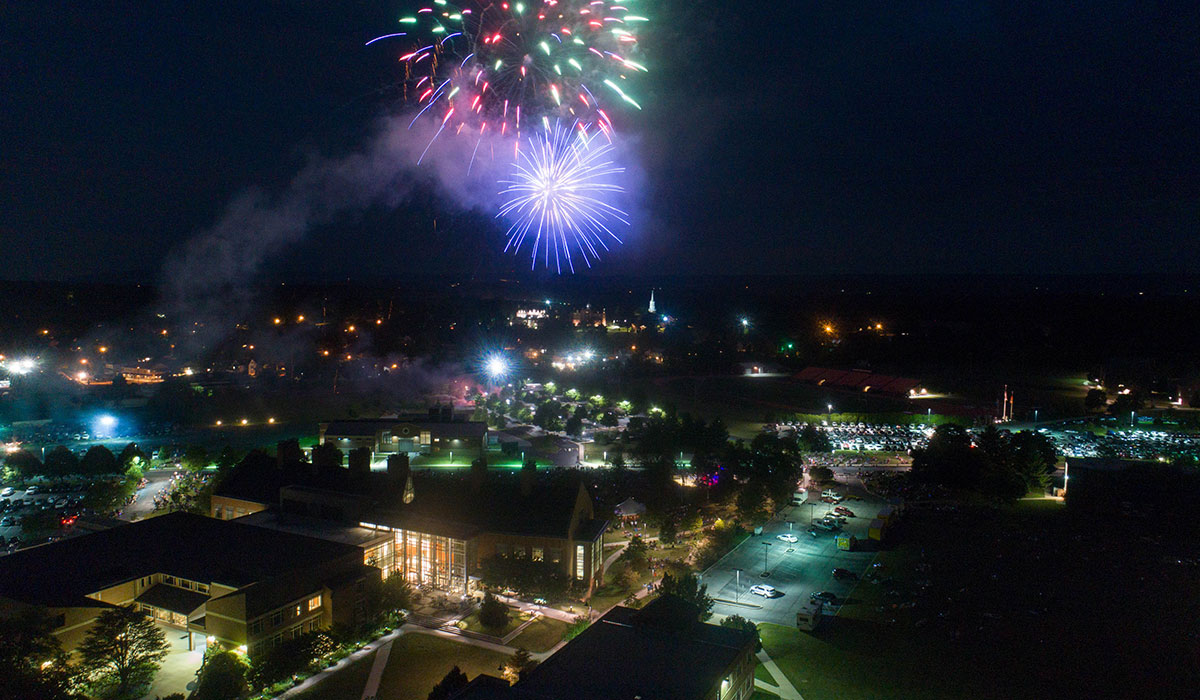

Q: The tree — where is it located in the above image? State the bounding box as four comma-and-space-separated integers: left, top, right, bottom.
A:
656, 571, 713, 620
719, 615, 761, 651
3, 449, 41, 482
565, 415, 584, 438
501, 648, 537, 684
43, 446, 80, 479
81, 445, 118, 476
192, 651, 249, 700
378, 575, 414, 616
77, 606, 168, 698
798, 424, 832, 452
250, 633, 322, 688
84, 478, 135, 516
428, 666, 469, 700
1084, 388, 1108, 413
0, 609, 76, 700
808, 465, 834, 484
564, 388, 581, 401
311, 443, 343, 471
182, 445, 209, 473
658, 515, 678, 545
478, 592, 510, 631
599, 411, 619, 427
117, 443, 148, 470
564, 614, 590, 641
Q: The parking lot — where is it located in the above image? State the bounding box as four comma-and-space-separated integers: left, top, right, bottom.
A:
705, 488, 881, 627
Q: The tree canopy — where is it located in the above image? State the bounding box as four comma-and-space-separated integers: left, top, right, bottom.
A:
77, 606, 168, 698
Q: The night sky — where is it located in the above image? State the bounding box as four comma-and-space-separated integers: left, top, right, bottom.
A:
2, 1, 1197, 280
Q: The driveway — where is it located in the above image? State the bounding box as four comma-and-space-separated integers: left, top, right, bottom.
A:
142, 624, 205, 700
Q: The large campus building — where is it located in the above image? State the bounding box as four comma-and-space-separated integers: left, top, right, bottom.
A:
318, 409, 488, 463
211, 454, 607, 594
455, 596, 758, 700
0, 512, 378, 658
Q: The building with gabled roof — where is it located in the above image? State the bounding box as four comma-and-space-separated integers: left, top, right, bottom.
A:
0, 511, 377, 658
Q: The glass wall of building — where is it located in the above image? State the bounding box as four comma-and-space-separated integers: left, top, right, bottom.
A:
359, 522, 468, 592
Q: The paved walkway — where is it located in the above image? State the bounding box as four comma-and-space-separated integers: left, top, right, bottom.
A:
755, 648, 805, 700
360, 639, 393, 700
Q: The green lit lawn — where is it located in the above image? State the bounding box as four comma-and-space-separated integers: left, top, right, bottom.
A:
460, 609, 524, 638
375, 633, 511, 700
291, 653, 375, 700
508, 616, 568, 652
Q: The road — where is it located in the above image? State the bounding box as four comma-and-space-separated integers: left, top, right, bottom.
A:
122, 469, 179, 520
705, 489, 882, 627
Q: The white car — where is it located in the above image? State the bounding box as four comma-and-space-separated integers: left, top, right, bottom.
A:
776, 533, 799, 543
0, 487, 12, 497
24, 486, 39, 496
749, 584, 778, 597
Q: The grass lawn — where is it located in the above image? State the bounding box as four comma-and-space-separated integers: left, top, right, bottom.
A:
460, 610, 524, 638
375, 633, 511, 700
507, 616, 568, 652
291, 653, 375, 700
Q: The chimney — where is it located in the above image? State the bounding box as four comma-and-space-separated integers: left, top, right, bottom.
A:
520, 458, 536, 497
387, 453, 410, 484
470, 456, 487, 493
349, 447, 371, 476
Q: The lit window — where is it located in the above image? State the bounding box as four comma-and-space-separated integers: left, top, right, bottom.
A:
575, 545, 585, 580
307, 595, 322, 612
532, 547, 543, 562
294, 605, 301, 617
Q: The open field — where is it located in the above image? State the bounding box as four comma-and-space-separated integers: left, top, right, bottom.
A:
508, 616, 568, 652
376, 634, 511, 700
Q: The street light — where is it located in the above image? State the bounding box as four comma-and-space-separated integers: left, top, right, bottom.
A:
733, 567, 743, 603
761, 541, 772, 575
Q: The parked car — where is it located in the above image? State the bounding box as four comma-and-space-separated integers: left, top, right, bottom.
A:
834, 506, 856, 517
0, 487, 13, 497
0, 516, 14, 527
776, 533, 799, 543
24, 486, 39, 495
810, 591, 838, 604
750, 584, 779, 598
832, 568, 859, 581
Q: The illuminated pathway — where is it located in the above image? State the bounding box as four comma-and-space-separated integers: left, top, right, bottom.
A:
360, 639, 393, 700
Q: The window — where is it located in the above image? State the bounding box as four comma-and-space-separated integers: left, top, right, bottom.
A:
163, 576, 176, 586
250, 620, 264, 635
307, 595, 322, 612
181, 579, 194, 591
294, 605, 302, 617
197, 583, 209, 595
270, 610, 283, 627
549, 547, 562, 563
532, 547, 543, 562
419, 430, 432, 446
575, 545, 585, 580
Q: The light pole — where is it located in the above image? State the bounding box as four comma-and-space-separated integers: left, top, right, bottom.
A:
734, 567, 742, 603
761, 541, 772, 575
786, 519, 793, 531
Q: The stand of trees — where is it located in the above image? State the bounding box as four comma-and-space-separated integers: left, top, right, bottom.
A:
479, 555, 571, 600
911, 425, 1056, 502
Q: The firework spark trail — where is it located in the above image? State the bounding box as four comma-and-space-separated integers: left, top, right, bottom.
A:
370, 0, 645, 149
498, 121, 627, 273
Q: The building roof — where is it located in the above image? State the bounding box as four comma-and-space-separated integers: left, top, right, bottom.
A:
322, 418, 487, 440
496, 597, 756, 700
237, 510, 391, 548
135, 583, 210, 617
216, 455, 595, 542
0, 511, 364, 609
